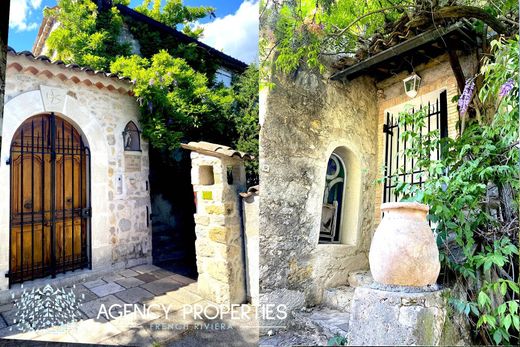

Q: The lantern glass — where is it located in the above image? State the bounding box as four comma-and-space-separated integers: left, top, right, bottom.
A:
403, 73, 421, 98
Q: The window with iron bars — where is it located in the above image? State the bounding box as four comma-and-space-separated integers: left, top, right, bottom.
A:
382, 90, 448, 204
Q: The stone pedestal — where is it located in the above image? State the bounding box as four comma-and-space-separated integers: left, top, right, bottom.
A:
182, 142, 249, 305
347, 286, 464, 346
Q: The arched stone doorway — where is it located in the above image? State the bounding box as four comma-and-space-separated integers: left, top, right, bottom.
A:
9, 113, 91, 285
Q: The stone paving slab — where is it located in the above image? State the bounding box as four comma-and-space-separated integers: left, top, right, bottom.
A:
109, 310, 162, 331
115, 277, 145, 289
100, 327, 155, 346
150, 269, 175, 279
83, 278, 107, 289
0, 309, 18, 326
103, 273, 125, 283
135, 273, 161, 283
131, 264, 161, 274
143, 295, 186, 314
119, 269, 139, 278
90, 282, 125, 297
65, 284, 98, 302
140, 277, 183, 296
169, 274, 196, 286
115, 287, 155, 304
166, 288, 204, 305
68, 318, 123, 344
79, 294, 127, 319
0, 303, 14, 313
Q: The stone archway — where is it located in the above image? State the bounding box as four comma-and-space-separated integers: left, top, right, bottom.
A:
0, 86, 111, 290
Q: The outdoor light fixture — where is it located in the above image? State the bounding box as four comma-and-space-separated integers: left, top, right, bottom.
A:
403, 73, 421, 98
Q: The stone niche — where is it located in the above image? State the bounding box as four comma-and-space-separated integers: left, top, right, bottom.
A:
183, 142, 249, 304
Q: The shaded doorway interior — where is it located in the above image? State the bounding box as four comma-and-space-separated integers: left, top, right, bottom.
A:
149, 147, 197, 279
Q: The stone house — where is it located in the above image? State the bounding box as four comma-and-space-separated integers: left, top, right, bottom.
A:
0, 48, 150, 290
260, 21, 479, 308
29, 1, 249, 278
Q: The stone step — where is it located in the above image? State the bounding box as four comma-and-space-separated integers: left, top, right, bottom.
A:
322, 286, 355, 312
347, 270, 373, 288
291, 307, 350, 341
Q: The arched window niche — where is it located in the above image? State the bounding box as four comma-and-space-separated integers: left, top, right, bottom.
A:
319, 146, 361, 245
122, 121, 141, 152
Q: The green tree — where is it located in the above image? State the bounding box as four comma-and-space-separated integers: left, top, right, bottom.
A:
45, 0, 255, 156
231, 65, 260, 184
261, 0, 518, 75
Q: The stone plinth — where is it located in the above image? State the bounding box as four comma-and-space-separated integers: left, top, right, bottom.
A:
183, 142, 250, 304
347, 286, 464, 346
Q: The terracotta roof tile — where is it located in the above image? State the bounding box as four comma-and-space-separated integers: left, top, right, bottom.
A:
181, 141, 253, 160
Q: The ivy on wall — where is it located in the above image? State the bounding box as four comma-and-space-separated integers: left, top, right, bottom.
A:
45, 0, 259, 181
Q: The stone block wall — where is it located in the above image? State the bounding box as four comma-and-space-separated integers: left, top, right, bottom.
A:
260, 69, 379, 305
0, 53, 152, 290
188, 151, 247, 304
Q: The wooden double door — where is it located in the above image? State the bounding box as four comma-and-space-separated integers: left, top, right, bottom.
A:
9, 113, 91, 285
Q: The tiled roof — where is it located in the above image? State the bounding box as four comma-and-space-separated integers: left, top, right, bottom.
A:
8, 47, 131, 82
181, 141, 253, 160
7, 47, 133, 94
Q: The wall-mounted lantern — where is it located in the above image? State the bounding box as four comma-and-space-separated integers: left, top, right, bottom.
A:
122, 121, 141, 151
403, 73, 421, 98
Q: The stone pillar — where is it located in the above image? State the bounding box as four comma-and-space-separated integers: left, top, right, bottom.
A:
347, 286, 466, 346
183, 143, 248, 304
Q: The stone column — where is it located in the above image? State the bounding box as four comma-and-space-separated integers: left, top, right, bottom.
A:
183, 143, 248, 304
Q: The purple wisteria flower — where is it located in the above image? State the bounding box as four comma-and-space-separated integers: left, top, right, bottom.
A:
499, 78, 515, 97
149, 78, 155, 86
458, 78, 475, 115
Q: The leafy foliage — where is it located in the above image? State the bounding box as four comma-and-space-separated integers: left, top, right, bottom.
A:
390, 37, 519, 345
135, 0, 214, 38
261, 0, 518, 76
111, 50, 233, 150
45, 0, 258, 164
45, 0, 131, 71
230, 65, 260, 184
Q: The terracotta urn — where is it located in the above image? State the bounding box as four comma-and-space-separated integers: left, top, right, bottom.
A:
369, 202, 440, 286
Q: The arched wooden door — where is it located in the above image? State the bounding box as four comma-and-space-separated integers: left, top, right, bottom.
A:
9, 113, 91, 285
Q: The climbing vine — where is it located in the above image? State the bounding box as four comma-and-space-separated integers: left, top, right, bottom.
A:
392, 37, 519, 345
261, 0, 519, 77
45, 0, 257, 171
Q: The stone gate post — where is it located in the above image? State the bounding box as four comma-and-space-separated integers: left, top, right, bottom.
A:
182, 141, 251, 304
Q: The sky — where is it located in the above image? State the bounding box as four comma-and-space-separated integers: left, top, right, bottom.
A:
7, 0, 258, 64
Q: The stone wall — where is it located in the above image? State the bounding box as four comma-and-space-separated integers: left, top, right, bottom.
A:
188, 149, 247, 304
242, 188, 259, 305
260, 70, 379, 305
0, 53, 152, 290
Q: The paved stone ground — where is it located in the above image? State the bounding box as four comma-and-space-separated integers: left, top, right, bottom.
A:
0, 264, 258, 346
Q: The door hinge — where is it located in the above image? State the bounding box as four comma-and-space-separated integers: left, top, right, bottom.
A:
383, 124, 393, 135
81, 208, 92, 219
5, 158, 10, 165
4, 272, 9, 278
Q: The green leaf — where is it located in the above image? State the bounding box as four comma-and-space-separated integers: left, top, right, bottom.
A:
503, 314, 512, 331
493, 329, 502, 344
501, 282, 507, 296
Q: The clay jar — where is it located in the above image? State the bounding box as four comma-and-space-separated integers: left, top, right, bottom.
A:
369, 202, 440, 286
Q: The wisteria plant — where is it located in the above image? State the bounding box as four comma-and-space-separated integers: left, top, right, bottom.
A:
392, 36, 519, 345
